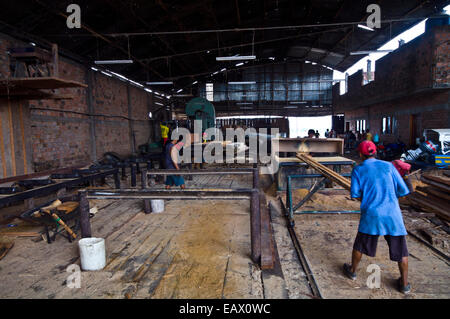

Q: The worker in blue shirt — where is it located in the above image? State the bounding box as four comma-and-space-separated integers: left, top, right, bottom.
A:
343, 140, 412, 294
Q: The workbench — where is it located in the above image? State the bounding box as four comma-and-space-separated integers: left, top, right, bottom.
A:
0, 168, 120, 209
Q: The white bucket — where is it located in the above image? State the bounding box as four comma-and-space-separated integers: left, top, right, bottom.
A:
78, 237, 106, 271
151, 200, 164, 213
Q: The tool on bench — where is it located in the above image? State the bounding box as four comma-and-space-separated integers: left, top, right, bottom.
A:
41, 200, 77, 240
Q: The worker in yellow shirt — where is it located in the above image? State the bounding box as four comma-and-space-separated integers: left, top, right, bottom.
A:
160, 122, 169, 146
365, 129, 373, 142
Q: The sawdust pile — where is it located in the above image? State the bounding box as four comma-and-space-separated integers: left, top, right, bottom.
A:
292, 189, 360, 212
151, 201, 238, 298
265, 182, 278, 198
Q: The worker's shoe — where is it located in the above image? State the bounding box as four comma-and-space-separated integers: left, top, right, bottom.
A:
343, 263, 357, 281
397, 278, 411, 294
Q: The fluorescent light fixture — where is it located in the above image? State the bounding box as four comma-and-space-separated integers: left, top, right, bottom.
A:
155, 95, 163, 99
155, 102, 164, 106
350, 50, 394, 55
30, 42, 36, 47
144, 88, 153, 93
128, 80, 143, 87
268, 57, 275, 60
91, 67, 98, 71
173, 94, 194, 97
212, 71, 219, 75
216, 55, 256, 61
228, 81, 256, 85
284, 106, 298, 109
146, 82, 173, 85
358, 24, 375, 31
311, 48, 326, 54
311, 62, 317, 65
177, 89, 183, 93
94, 60, 133, 65
235, 62, 244, 67
318, 79, 345, 82
220, 68, 227, 72
154, 92, 161, 95
166, 95, 171, 99
109, 71, 128, 81
305, 60, 311, 64
101, 71, 112, 77
192, 81, 198, 85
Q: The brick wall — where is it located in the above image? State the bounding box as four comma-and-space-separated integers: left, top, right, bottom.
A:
0, 32, 161, 178
333, 25, 450, 147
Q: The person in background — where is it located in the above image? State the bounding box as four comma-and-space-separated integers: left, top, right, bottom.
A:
325, 129, 330, 138
392, 159, 414, 193
329, 129, 335, 138
160, 121, 170, 146
365, 129, 373, 141
315, 130, 320, 138
307, 129, 316, 138
343, 141, 411, 294
373, 133, 380, 145
349, 131, 357, 149
164, 138, 186, 190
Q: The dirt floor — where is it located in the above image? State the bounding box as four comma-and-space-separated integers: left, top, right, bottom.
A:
0, 166, 449, 299
292, 213, 450, 299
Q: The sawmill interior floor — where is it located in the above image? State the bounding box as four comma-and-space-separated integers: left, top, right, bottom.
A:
0, 172, 449, 299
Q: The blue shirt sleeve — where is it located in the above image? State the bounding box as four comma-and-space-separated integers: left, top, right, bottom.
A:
391, 164, 410, 198
351, 168, 362, 199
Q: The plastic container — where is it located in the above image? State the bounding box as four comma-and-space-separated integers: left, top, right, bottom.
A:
78, 237, 106, 271
151, 200, 165, 213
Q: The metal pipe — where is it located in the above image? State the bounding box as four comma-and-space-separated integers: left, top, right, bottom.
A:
253, 167, 259, 189
287, 173, 351, 179
145, 169, 254, 176
79, 191, 92, 238
114, 172, 121, 189
85, 188, 254, 200
295, 210, 360, 214
131, 163, 137, 187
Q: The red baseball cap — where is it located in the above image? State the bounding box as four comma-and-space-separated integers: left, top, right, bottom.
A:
358, 140, 377, 156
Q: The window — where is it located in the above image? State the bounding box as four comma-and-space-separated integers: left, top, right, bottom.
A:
206, 83, 214, 101
382, 116, 394, 134
356, 119, 366, 133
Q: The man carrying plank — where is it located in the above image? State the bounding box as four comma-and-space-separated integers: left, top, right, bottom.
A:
343, 141, 412, 294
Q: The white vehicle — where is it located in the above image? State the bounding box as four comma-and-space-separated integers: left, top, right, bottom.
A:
423, 129, 450, 155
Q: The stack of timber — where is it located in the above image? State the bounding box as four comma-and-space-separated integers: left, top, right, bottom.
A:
409, 174, 450, 222
296, 152, 351, 190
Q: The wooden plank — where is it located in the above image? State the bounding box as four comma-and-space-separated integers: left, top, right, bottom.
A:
416, 186, 450, 202
7, 100, 16, 176
422, 175, 450, 187
0, 107, 6, 178
421, 176, 450, 193
409, 193, 450, 221
296, 153, 351, 190
0, 77, 87, 89
260, 194, 274, 270
275, 138, 344, 155
0, 231, 40, 237
0, 242, 14, 261
18, 103, 27, 174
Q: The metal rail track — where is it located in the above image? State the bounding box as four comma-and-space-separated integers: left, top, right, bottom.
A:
278, 197, 323, 299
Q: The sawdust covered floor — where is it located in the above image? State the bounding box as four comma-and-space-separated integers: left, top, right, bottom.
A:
0, 197, 266, 299
293, 213, 450, 299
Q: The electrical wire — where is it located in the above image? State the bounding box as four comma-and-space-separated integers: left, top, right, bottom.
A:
29, 107, 151, 122
40, 16, 437, 38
